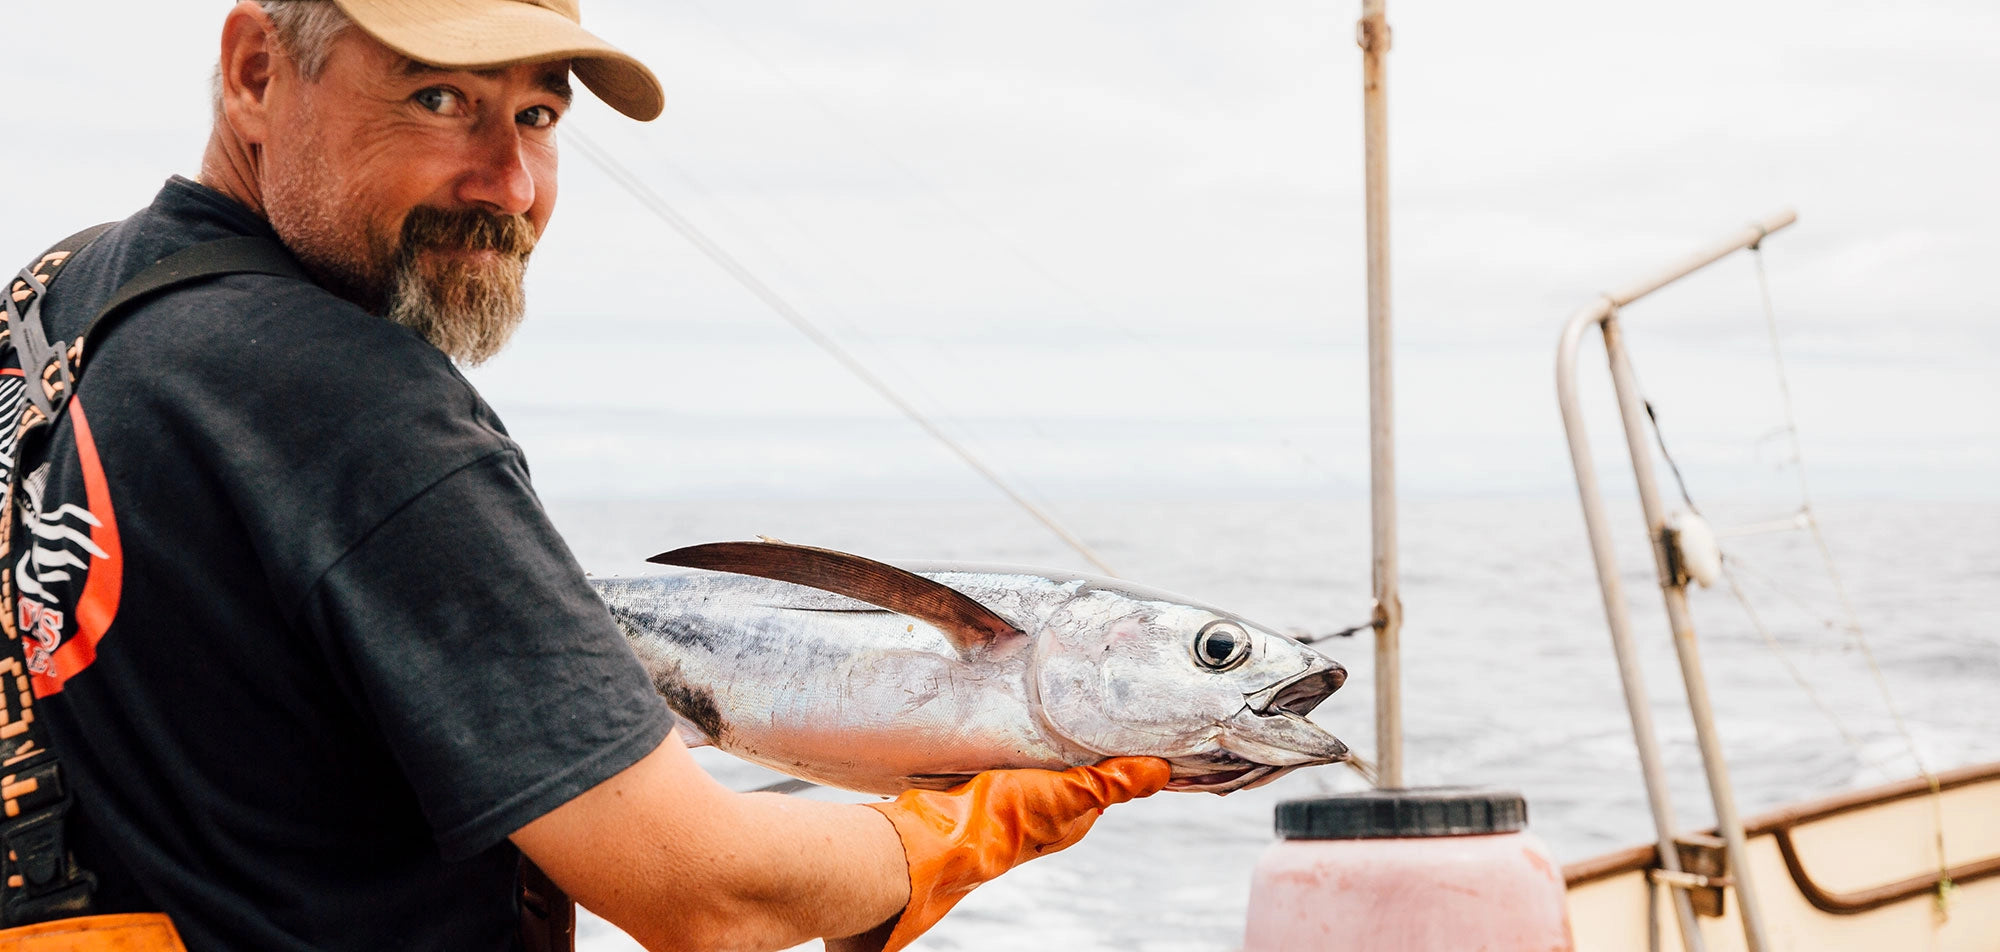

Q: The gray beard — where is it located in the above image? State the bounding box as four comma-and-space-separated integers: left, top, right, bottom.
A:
256, 99, 533, 366
383, 250, 529, 367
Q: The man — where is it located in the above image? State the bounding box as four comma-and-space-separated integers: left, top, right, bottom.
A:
3, 1, 1168, 949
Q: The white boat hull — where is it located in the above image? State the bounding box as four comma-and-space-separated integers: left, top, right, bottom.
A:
1566, 763, 2000, 951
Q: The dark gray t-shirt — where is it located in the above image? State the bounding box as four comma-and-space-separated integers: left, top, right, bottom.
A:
19, 177, 671, 950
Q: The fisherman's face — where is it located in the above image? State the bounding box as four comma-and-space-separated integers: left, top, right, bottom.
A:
258, 26, 571, 364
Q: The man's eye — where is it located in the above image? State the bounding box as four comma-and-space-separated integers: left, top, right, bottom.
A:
518, 105, 558, 129
413, 87, 464, 115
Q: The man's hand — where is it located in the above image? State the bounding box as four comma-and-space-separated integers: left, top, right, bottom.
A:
840, 757, 1174, 952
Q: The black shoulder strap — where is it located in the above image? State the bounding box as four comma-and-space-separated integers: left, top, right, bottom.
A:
85, 235, 307, 350
75, 235, 308, 384
43, 225, 116, 263
11, 233, 306, 428
0, 228, 304, 926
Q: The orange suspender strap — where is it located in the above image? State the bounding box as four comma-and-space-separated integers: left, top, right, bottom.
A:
0, 224, 118, 926
0, 228, 313, 925
0, 232, 308, 931
8, 232, 577, 947
0, 913, 186, 951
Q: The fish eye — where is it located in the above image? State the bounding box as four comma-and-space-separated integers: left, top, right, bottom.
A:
1192, 620, 1251, 672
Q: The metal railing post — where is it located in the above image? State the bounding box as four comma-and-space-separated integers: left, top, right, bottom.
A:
1554, 209, 1796, 952
1558, 308, 1708, 952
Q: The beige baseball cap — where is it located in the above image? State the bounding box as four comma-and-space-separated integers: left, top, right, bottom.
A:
329, 0, 664, 121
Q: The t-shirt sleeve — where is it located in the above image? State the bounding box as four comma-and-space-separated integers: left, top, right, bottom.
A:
298, 448, 672, 861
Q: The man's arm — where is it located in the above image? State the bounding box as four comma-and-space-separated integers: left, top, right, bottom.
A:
512, 730, 908, 952
514, 732, 1174, 952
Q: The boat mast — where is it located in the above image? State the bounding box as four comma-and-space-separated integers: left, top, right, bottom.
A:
1358, 0, 1403, 789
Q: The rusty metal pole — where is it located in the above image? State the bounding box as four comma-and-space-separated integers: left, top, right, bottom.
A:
1357, 0, 1403, 789
1603, 322, 1773, 952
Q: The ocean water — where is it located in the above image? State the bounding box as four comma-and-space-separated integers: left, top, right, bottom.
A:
550, 495, 2000, 952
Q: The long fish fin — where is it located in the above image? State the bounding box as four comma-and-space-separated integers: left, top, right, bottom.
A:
648, 540, 1024, 655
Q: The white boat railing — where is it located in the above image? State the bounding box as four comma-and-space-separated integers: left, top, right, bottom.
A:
1554, 209, 1798, 952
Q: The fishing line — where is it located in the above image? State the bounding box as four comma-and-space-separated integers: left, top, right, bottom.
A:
675, 0, 1357, 493
1646, 412, 1953, 904
1718, 561, 1902, 775
1643, 400, 1699, 514
582, 108, 1090, 554
568, 125, 1120, 578
1638, 357, 1922, 777
588, 89, 995, 464
1716, 552, 1854, 636
1341, 750, 1380, 787
1634, 244, 1951, 911
1747, 244, 1949, 908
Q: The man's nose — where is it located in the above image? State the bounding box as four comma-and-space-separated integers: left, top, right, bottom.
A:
455, 121, 537, 216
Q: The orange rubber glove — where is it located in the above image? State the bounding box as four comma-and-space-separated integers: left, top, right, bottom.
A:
852, 757, 1173, 952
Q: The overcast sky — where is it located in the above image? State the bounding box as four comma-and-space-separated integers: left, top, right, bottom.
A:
3, 1, 1994, 503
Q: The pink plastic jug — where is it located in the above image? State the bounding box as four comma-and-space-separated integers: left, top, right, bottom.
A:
1242, 788, 1573, 951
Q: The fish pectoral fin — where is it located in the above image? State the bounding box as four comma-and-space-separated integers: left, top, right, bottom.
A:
649, 540, 1025, 657
750, 778, 819, 795
905, 773, 981, 791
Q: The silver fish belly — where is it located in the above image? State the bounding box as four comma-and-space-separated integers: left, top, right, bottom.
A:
592, 547, 1349, 795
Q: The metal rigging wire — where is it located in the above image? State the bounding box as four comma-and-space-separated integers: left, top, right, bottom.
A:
1639, 243, 1954, 915
1745, 244, 1952, 913
1746, 247, 1929, 769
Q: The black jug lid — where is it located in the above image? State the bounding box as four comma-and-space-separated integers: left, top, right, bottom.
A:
1275, 787, 1527, 840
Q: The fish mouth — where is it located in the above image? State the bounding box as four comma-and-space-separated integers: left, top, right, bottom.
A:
1173, 658, 1348, 794
1245, 661, 1347, 717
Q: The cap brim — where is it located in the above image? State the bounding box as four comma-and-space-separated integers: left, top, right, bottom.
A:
333, 0, 664, 121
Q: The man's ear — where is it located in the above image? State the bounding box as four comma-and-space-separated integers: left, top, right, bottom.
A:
217, 1, 281, 144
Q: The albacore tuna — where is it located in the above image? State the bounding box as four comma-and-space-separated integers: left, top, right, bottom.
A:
591, 541, 1350, 794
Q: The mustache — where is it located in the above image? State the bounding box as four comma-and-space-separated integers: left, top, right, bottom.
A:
398, 206, 537, 258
